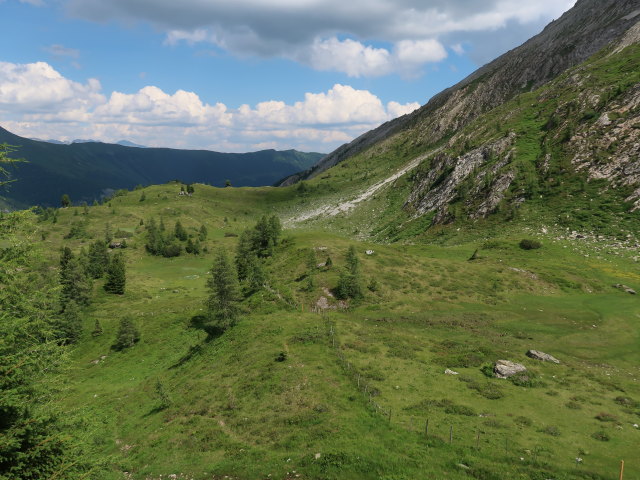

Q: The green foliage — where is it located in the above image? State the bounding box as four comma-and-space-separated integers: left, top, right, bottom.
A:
519, 239, 542, 250
205, 249, 241, 334
104, 252, 126, 294
113, 316, 140, 350
336, 246, 363, 300
0, 212, 85, 478
87, 240, 109, 279
56, 299, 83, 345
91, 318, 103, 337
174, 220, 188, 241
198, 224, 208, 241
60, 193, 71, 208
59, 253, 92, 310
154, 379, 172, 409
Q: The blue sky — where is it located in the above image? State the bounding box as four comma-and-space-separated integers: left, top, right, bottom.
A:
0, 0, 575, 153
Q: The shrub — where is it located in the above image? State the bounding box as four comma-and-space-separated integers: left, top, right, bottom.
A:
595, 412, 617, 422
519, 239, 541, 250
113, 317, 140, 350
591, 431, 610, 441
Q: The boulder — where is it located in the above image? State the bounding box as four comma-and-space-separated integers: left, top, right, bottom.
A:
494, 360, 527, 379
613, 284, 636, 295
444, 369, 459, 375
526, 349, 560, 364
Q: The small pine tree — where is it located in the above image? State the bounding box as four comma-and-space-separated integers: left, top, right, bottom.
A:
61, 194, 71, 208
82, 202, 89, 215
60, 256, 92, 310
91, 319, 103, 336
205, 249, 241, 334
224, 179, 232, 187
185, 238, 195, 254
104, 252, 126, 295
198, 224, 208, 241
186, 184, 194, 194
113, 316, 140, 350
139, 191, 146, 202
57, 299, 82, 344
174, 220, 188, 241
87, 239, 109, 279
325, 256, 332, 268
104, 222, 113, 244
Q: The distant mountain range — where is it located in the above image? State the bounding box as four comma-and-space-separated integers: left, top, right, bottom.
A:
1, 126, 324, 209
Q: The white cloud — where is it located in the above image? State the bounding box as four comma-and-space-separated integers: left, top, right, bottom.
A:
0, 61, 103, 113
0, 61, 418, 152
66, 0, 577, 75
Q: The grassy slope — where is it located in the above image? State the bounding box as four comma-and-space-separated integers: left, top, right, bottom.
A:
31, 180, 640, 480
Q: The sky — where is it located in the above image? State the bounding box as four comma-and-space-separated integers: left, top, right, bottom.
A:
0, 0, 576, 153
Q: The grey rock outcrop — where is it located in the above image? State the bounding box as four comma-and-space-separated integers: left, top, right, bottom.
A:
282, 0, 640, 186
494, 360, 527, 379
614, 284, 637, 294
526, 350, 561, 364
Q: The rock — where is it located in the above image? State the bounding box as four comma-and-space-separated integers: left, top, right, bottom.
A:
108, 241, 122, 249
365, 250, 375, 255
526, 350, 560, 364
494, 360, 527, 379
444, 369, 459, 375
613, 283, 636, 294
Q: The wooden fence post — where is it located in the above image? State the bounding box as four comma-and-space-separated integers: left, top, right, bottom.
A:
619, 460, 624, 480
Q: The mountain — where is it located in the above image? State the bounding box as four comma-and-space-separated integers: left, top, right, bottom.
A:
282, 0, 640, 187
280, 0, 640, 243
0, 127, 323, 208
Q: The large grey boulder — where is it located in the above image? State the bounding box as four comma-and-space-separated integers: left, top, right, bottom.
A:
526, 350, 560, 364
494, 360, 527, 379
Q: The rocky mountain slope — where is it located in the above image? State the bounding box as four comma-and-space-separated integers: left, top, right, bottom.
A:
282, 0, 640, 187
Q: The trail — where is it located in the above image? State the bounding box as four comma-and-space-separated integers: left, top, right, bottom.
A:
285, 148, 441, 226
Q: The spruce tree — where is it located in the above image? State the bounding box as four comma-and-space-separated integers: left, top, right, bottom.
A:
198, 224, 208, 241
235, 230, 254, 281
205, 249, 240, 334
174, 220, 187, 241
104, 252, 126, 295
60, 257, 92, 310
92, 319, 103, 337
61, 193, 71, 208
113, 316, 140, 350
87, 239, 109, 278
57, 299, 82, 344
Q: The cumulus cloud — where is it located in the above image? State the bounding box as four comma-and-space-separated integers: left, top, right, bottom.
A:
65, 0, 576, 74
0, 61, 418, 152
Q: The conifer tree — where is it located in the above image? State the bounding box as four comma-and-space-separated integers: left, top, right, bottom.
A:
57, 299, 82, 344
174, 220, 187, 241
60, 257, 92, 310
187, 184, 195, 194
198, 224, 208, 241
104, 252, 126, 295
92, 318, 103, 336
104, 222, 113, 244
336, 246, 363, 300
205, 249, 240, 334
235, 230, 254, 281
113, 316, 140, 350
87, 239, 109, 278
61, 193, 71, 208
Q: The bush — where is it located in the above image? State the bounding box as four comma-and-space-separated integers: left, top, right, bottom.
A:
519, 239, 541, 250
162, 244, 181, 258
113, 317, 140, 350
591, 431, 610, 442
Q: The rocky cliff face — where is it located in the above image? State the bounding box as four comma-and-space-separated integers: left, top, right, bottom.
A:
282, 0, 640, 186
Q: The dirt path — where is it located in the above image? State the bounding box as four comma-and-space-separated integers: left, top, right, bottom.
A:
285, 148, 441, 226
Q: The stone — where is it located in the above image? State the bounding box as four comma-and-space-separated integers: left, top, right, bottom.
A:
494, 360, 527, 379
613, 284, 636, 295
365, 250, 375, 255
444, 369, 459, 375
526, 350, 560, 364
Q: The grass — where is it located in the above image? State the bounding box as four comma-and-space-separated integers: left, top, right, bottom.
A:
20, 177, 638, 480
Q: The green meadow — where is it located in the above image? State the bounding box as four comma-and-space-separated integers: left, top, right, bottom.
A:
25, 180, 639, 480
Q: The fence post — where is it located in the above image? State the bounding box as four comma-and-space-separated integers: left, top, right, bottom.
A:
619, 460, 624, 480
449, 426, 453, 444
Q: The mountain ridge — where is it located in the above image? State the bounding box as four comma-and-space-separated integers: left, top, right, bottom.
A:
0, 126, 323, 209
281, 0, 640, 186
